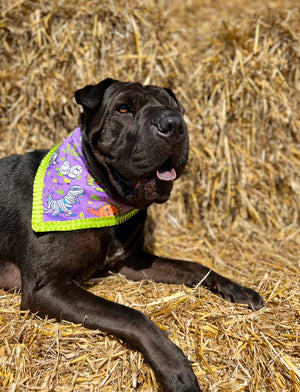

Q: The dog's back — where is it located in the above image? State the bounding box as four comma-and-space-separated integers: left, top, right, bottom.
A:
0, 151, 47, 289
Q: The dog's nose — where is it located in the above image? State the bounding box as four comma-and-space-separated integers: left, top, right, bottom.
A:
156, 115, 184, 139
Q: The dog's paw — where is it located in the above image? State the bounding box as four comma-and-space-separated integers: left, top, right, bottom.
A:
157, 363, 202, 392
151, 339, 202, 392
211, 279, 264, 310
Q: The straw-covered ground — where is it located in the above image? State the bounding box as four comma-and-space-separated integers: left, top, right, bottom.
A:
0, 0, 299, 391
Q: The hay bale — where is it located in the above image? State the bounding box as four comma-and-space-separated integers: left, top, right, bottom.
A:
178, 7, 300, 230
0, 0, 299, 391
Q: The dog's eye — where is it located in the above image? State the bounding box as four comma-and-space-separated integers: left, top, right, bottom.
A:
117, 104, 130, 114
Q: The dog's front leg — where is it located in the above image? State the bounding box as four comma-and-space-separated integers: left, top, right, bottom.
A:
21, 277, 201, 392
117, 251, 264, 310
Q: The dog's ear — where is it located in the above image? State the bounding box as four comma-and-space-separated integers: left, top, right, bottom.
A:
164, 87, 185, 115
75, 78, 116, 110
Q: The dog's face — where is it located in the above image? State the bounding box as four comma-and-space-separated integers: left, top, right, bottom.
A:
75, 79, 189, 209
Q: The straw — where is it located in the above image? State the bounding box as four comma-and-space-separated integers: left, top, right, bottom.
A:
0, 0, 299, 391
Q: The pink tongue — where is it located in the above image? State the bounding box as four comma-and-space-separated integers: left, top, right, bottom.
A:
156, 167, 177, 181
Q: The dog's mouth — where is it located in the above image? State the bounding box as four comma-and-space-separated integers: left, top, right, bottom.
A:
102, 156, 181, 209
117, 157, 177, 187
156, 157, 177, 181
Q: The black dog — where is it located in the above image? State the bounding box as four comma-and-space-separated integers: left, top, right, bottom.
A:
0, 79, 263, 392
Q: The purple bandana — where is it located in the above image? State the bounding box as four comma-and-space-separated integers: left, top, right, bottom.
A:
32, 127, 139, 232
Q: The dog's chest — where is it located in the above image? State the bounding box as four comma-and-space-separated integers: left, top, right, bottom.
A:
70, 222, 142, 282
98, 216, 146, 272
103, 240, 128, 268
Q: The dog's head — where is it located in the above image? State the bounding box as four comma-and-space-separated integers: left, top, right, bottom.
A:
75, 78, 189, 209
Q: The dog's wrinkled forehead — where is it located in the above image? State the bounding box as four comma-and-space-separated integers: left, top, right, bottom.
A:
106, 82, 182, 112
75, 78, 185, 116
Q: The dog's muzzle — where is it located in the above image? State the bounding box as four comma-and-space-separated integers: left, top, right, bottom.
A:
157, 113, 184, 137
152, 108, 186, 144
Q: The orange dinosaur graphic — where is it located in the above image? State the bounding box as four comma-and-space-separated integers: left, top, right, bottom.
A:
87, 204, 119, 217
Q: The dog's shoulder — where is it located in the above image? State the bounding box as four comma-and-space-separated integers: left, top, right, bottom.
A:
0, 149, 49, 203
0, 150, 48, 178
